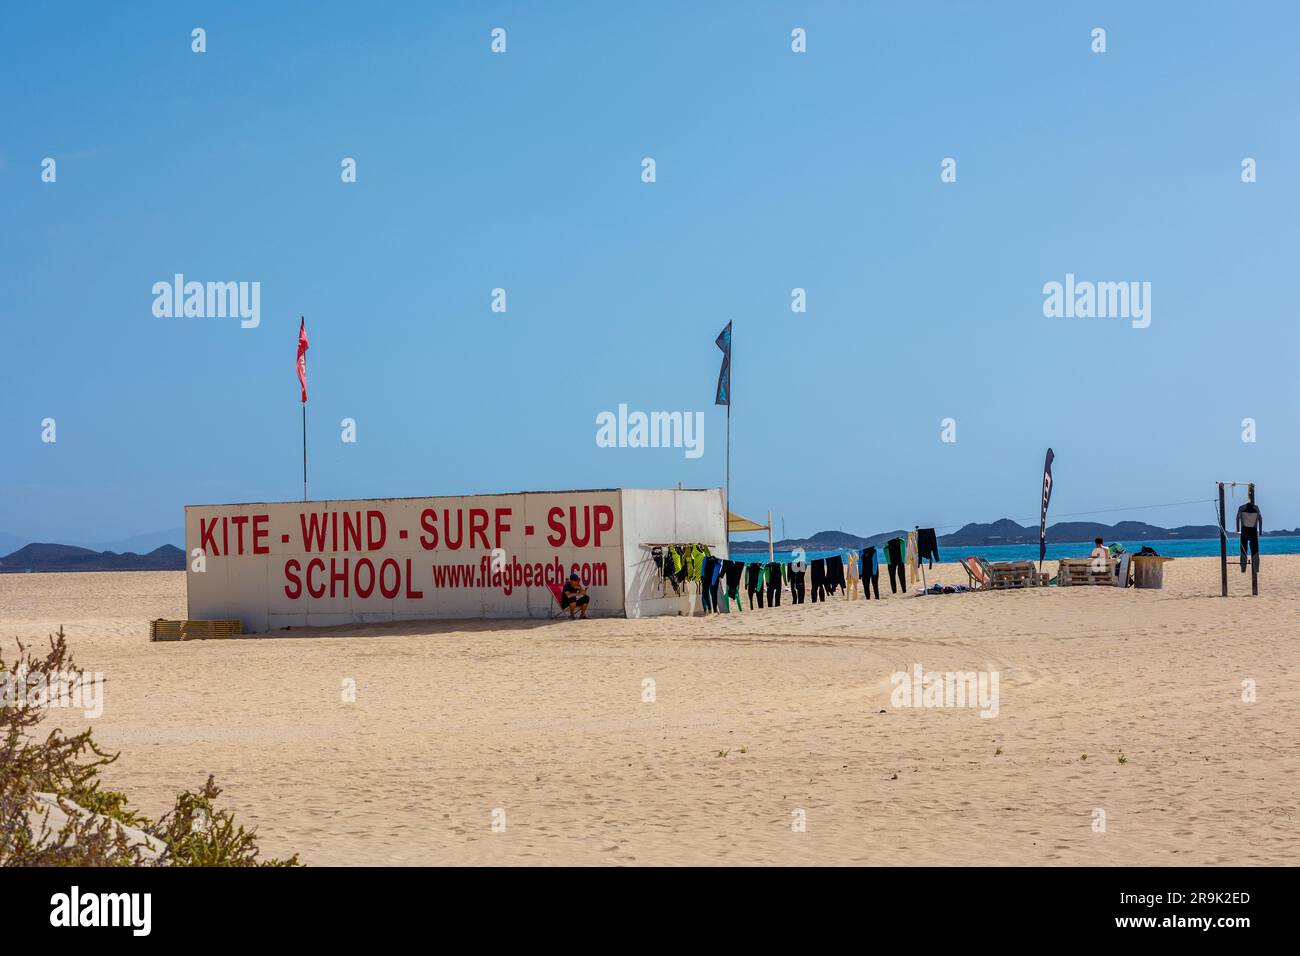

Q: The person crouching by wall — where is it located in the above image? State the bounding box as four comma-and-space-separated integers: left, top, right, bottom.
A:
562, 573, 590, 619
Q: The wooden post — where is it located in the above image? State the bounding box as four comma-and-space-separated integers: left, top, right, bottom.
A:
767, 510, 773, 563
1218, 482, 1227, 597
916, 525, 927, 594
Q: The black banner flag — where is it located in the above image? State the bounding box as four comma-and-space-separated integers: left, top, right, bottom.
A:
1039, 448, 1055, 566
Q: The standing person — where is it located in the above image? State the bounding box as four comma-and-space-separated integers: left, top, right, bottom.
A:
561, 573, 589, 619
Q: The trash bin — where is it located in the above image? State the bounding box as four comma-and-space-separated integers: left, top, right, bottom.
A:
1131, 555, 1173, 589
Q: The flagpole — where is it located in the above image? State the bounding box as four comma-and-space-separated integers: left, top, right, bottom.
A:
298, 314, 308, 503
726, 327, 732, 549
714, 320, 732, 554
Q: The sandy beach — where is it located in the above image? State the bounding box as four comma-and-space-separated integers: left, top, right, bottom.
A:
2, 557, 1295, 866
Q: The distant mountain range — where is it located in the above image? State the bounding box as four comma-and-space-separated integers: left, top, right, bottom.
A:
730, 518, 1300, 552
0, 543, 185, 573
1, 516, 1293, 571
0, 527, 183, 557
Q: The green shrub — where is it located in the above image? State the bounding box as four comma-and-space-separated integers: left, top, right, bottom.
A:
1, 628, 298, 867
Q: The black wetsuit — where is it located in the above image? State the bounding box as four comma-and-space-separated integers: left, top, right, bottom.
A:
826, 554, 846, 595
789, 561, 806, 604
884, 537, 906, 593
745, 563, 764, 609
723, 560, 744, 608
916, 528, 940, 567
1236, 504, 1262, 573
810, 558, 827, 602
766, 562, 782, 606
861, 547, 881, 599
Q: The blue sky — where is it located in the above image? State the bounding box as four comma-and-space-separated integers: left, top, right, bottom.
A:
2, 1, 1297, 545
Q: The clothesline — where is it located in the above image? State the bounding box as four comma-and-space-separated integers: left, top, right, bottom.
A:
652, 536, 936, 613
639, 541, 723, 549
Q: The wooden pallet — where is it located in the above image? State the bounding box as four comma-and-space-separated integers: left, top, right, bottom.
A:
149, 619, 243, 641
1056, 559, 1116, 587
986, 561, 1049, 589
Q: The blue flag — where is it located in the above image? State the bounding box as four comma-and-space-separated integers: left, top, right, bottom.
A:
714, 321, 732, 406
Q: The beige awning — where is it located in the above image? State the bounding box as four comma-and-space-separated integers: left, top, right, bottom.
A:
728, 511, 769, 533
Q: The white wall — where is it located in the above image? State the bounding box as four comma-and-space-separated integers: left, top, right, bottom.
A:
620, 488, 727, 619
186, 490, 625, 631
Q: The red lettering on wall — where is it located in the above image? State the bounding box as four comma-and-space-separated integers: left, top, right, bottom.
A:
404, 558, 423, 599
355, 558, 375, 598
306, 558, 326, 598
419, 509, 439, 550
301, 512, 328, 552
443, 509, 463, 549
200, 517, 220, 556
593, 505, 614, 546
569, 506, 591, 547
230, 515, 248, 554
284, 559, 302, 598
366, 511, 387, 551
330, 558, 349, 597
379, 558, 401, 599
469, 508, 489, 549
252, 514, 269, 554
343, 511, 362, 551
546, 506, 565, 546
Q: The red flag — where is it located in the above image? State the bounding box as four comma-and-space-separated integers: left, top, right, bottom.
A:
296, 318, 309, 403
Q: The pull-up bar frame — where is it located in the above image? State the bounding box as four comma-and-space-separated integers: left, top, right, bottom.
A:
1217, 481, 1257, 597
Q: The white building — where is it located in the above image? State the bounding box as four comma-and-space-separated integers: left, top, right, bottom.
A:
185, 487, 726, 631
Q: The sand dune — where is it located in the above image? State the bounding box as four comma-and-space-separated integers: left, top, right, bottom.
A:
2, 556, 1295, 865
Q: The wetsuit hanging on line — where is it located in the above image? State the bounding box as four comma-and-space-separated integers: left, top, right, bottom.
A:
1236, 503, 1262, 574
884, 537, 906, 594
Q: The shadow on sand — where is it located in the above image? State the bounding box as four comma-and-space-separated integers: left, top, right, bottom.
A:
231, 615, 598, 641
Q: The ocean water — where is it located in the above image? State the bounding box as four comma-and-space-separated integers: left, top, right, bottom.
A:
733, 537, 1300, 565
